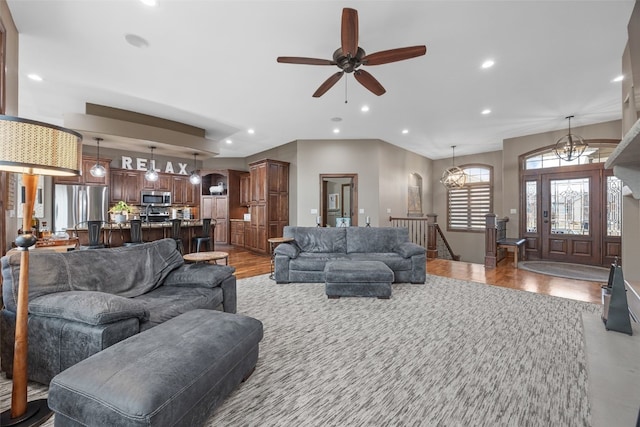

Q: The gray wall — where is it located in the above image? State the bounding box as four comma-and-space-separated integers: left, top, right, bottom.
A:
431, 150, 503, 264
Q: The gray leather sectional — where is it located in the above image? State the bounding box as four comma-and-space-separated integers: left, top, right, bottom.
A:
0, 238, 237, 385
274, 226, 426, 284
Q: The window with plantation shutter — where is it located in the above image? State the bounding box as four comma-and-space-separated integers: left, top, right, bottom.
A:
447, 165, 493, 232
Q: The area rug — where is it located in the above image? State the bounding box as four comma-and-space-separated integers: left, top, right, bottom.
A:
518, 261, 609, 282
1, 275, 600, 426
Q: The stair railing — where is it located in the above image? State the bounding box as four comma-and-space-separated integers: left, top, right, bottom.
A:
389, 214, 459, 261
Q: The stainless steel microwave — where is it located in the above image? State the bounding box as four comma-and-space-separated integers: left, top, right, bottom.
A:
141, 190, 171, 206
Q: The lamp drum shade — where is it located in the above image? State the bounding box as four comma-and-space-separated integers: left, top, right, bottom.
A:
0, 115, 82, 176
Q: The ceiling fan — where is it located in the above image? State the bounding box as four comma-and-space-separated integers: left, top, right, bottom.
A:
277, 7, 427, 98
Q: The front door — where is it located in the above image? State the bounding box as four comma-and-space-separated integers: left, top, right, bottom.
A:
541, 169, 601, 264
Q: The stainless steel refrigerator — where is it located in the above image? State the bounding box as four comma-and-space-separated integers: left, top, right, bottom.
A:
54, 185, 109, 232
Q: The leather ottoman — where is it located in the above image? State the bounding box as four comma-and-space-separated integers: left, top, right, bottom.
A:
48, 309, 263, 427
324, 260, 394, 299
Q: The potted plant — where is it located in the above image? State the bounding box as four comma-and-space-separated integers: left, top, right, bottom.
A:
109, 201, 132, 223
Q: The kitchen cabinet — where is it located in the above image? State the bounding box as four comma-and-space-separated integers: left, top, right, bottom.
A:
230, 220, 246, 246
198, 170, 249, 244
239, 173, 251, 207
246, 159, 289, 254
142, 174, 172, 192
201, 195, 228, 244
110, 169, 142, 204
172, 176, 193, 205
54, 156, 111, 185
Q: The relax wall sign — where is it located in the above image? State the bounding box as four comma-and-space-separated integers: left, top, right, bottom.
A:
119, 156, 190, 175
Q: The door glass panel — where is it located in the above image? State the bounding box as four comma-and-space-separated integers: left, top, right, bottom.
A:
606, 175, 622, 236
526, 180, 537, 232
550, 178, 589, 235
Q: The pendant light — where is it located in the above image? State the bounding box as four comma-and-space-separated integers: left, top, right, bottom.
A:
89, 137, 106, 177
144, 146, 159, 182
553, 115, 588, 162
189, 153, 201, 185
440, 145, 466, 189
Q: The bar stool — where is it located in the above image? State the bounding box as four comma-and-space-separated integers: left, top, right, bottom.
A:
75, 220, 106, 250
123, 219, 144, 246
170, 218, 184, 254
191, 218, 215, 253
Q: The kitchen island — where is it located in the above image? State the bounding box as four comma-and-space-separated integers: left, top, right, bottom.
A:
73, 220, 208, 254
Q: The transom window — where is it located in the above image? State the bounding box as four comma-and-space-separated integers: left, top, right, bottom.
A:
524, 146, 616, 170
447, 164, 493, 232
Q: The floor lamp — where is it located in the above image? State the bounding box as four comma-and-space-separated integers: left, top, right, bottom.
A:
0, 115, 82, 426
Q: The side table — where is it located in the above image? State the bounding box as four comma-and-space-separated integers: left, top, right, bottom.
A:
183, 251, 229, 265
267, 237, 294, 280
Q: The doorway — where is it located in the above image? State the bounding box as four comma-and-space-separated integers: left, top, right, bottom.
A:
320, 174, 358, 227
521, 143, 622, 266
540, 169, 601, 264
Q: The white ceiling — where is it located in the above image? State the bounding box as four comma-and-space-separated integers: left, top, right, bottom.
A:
6, 0, 636, 160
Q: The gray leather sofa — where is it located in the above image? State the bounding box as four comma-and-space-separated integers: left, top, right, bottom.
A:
274, 226, 426, 284
0, 238, 236, 384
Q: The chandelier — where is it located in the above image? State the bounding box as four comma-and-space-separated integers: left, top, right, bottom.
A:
553, 115, 587, 162
89, 137, 106, 177
440, 145, 466, 189
189, 153, 201, 185
144, 146, 159, 182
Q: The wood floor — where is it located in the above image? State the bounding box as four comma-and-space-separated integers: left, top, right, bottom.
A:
218, 244, 603, 304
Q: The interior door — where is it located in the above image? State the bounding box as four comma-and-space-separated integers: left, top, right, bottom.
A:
541, 169, 601, 264
319, 174, 358, 227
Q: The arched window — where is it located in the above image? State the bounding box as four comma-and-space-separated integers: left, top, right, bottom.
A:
447, 164, 493, 232
524, 145, 617, 169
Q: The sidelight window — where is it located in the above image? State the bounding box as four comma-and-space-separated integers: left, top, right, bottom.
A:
606, 175, 622, 237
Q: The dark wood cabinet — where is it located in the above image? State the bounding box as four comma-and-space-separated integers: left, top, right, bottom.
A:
172, 176, 189, 205
142, 174, 172, 192
201, 195, 228, 243
198, 170, 248, 244
239, 173, 251, 207
110, 169, 141, 204
247, 159, 289, 254
230, 221, 246, 246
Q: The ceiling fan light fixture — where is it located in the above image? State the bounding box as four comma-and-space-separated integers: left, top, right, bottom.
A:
441, 145, 467, 190
553, 115, 588, 162
89, 137, 107, 178
144, 146, 159, 182
189, 153, 201, 185
276, 7, 426, 98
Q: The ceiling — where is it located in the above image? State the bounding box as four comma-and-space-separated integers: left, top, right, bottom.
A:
6, 0, 636, 160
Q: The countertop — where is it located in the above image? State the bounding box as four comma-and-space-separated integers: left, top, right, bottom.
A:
75, 220, 205, 230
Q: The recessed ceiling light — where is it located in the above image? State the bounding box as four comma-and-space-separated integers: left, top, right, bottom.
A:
225, 139, 233, 144
124, 34, 149, 48
481, 109, 491, 115
27, 74, 43, 82
402, 129, 409, 134
333, 128, 340, 134
612, 75, 624, 82
361, 105, 370, 112
481, 59, 495, 69
140, 0, 157, 6
247, 128, 255, 134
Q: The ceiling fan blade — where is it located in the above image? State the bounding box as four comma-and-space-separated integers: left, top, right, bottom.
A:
277, 57, 336, 66
313, 72, 344, 97
341, 8, 358, 58
354, 69, 386, 96
362, 45, 427, 66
